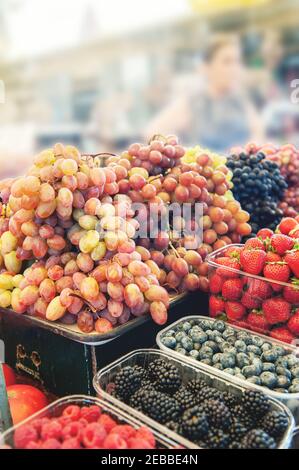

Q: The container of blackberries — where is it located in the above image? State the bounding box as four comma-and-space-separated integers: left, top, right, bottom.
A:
93, 349, 295, 449
157, 316, 299, 420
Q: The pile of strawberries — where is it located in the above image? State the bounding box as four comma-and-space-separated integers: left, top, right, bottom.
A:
12, 404, 157, 449
209, 217, 299, 344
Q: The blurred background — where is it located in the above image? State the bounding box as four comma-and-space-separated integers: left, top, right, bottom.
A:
0, 0, 299, 177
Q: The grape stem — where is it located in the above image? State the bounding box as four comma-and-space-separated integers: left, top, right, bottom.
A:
169, 241, 180, 258
70, 291, 97, 313
148, 134, 167, 144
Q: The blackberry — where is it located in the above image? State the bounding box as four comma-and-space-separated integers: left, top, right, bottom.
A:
129, 385, 154, 411
201, 399, 232, 430
186, 379, 207, 394
203, 430, 230, 449
174, 387, 197, 411
148, 359, 182, 394
221, 391, 239, 410
114, 366, 146, 401
229, 441, 244, 449
142, 390, 181, 424
166, 420, 183, 435
229, 418, 248, 441
181, 406, 209, 440
241, 390, 270, 419
241, 429, 276, 449
232, 404, 256, 429
261, 410, 289, 439
196, 386, 223, 403
147, 359, 168, 379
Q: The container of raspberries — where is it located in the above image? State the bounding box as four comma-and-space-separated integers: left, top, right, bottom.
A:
0, 395, 182, 449
93, 349, 295, 449
157, 316, 299, 419
207, 241, 299, 344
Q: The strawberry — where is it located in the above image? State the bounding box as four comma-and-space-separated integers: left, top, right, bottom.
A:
278, 217, 298, 235
225, 301, 246, 320
244, 238, 265, 251
215, 257, 241, 279
209, 295, 225, 318
270, 327, 295, 344
283, 282, 299, 303
285, 248, 299, 277
228, 318, 249, 329
247, 309, 270, 334
263, 262, 290, 292
241, 291, 261, 309
245, 278, 272, 300
221, 278, 243, 300
270, 234, 294, 255
287, 309, 299, 335
262, 297, 291, 325
265, 252, 282, 263
224, 246, 242, 259
290, 227, 299, 239
209, 273, 224, 294
257, 228, 273, 240
240, 249, 266, 275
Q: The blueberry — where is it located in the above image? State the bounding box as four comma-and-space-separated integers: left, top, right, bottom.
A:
212, 353, 223, 364
260, 372, 278, 389
223, 346, 237, 355
286, 355, 299, 368
223, 328, 236, 340
261, 342, 272, 352
274, 388, 289, 394
272, 346, 287, 357
175, 347, 186, 355
223, 368, 235, 375
181, 337, 194, 352
214, 363, 224, 370
190, 330, 207, 343
161, 336, 176, 349
275, 357, 289, 368
219, 341, 231, 352
215, 336, 225, 345
220, 353, 236, 368
175, 331, 187, 343
236, 353, 250, 368
261, 349, 278, 363
247, 376, 262, 385
262, 363, 276, 373
213, 320, 226, 332
251, 336, 264, 348
205, 341, 219, 352
165, 329, 176, 337
247, 345, 262, 356
189, 350, 200, 360
291, 366, 299, 378
205, 329, 215, 339
201, 358, 213, 366
288, 384, 299, 393
182, 321, 192, 333
292, 378, 299, 385
243, 365, 260, 378
193, 342, 201, 351
237, 333, 252, 345
200, 320, 212, 331
199, 346, 214, 359
277, 375, 291, 388
251, 358, 263, 375
235, 373, 246, 380
276, 367, 291, 379
235, 340, 247, 352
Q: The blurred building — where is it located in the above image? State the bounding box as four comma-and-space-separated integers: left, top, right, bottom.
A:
0, 0, 299, 176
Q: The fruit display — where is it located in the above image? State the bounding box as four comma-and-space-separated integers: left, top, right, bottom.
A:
3, 400, 161, 449
0, 137, 250, 332
7, 384, 49, 425
105, 355, 290, 448
207, 231, 299, 343
158, 317, 299, 394
226, 147, 287, 235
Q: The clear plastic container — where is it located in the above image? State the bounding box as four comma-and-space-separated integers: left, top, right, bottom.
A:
93, 349, 295, 449
0, 395, 182, 449
157, 315, 299, 419
206, 244, 299, 344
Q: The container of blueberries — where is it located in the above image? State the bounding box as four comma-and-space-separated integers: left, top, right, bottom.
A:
0, 395, 182, 450
93, 349, 296, 449
157, 316, 299, 420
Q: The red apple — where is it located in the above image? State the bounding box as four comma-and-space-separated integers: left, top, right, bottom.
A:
1, 364, 16, 387
7, 384, 48, 425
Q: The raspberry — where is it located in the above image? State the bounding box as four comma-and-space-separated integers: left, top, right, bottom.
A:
14, 425, 38, 449
58, 416, 72, 427
98, 414, 117, 433
31, 418, 49, 435
110, 425, 136, 441
41, 420, 63, 441
62, 405, 81, 421
25, 441, 41, 449
62, 421, 84, 441
103, 433, 128, 449
61, 438, 81, 449
41, 438, 61, 449
80, 405, 101, 423
82, 422, 107, 449
128, 438, 153, 449
135, 427, 156, 448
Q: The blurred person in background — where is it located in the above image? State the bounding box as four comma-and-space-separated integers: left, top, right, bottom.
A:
145, 34, 264, 153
